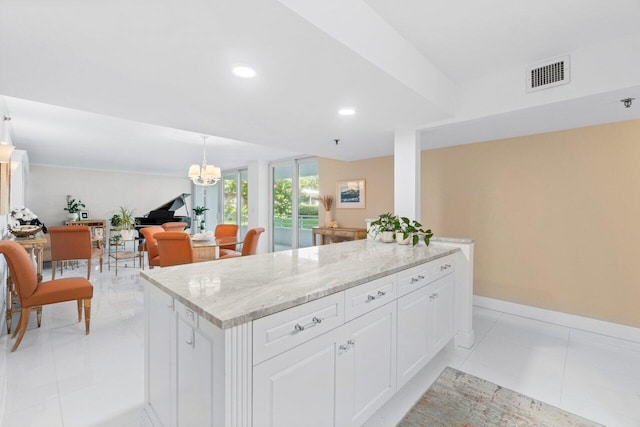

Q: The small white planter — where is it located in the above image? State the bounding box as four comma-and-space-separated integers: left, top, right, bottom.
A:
380, 231, 395, 243
67, 212, 79, 221
396, 233, 411, 245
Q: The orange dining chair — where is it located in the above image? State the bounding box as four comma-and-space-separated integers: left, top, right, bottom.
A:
218, 227, 265, 259
161, 222, 188, 232
140, 226, 164, 269
215, 224, 239, 257
155, 231, 194, 267
49, 225, 103, 280
0, 241, 93, 352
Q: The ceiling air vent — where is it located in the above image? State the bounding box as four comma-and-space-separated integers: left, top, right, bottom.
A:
526, 56, 570, 93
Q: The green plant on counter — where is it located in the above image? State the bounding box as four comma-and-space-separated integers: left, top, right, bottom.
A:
398, 217, 433, 246
369, 212, 399, 233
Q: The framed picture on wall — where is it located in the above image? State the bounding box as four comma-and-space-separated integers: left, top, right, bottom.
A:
80, 211, 90, 220
336, 179, 366, 209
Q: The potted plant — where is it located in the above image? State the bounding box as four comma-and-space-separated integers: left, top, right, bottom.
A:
64, 195, 85, 220
110, 206, 136, 240
396, 217, 434, 246
193, 206, 209, 232
369, 213, 399, 243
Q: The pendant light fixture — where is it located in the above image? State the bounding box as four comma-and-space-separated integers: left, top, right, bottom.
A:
188, 136, 221, 186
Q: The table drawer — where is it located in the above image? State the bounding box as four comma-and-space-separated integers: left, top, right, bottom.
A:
333, 230, 354, 237
253, 292, 344, 365
344, 275, 396, 321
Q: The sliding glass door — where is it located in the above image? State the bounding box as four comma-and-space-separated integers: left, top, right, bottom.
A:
271, 158, 318, 252
221, 169, 248, 240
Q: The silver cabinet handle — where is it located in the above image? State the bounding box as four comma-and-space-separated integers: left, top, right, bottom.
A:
339, 339, 356, 353
294, 316, 322, 332
429, 294, 436, 301
185, 329, 194, 347
410, 274, 426, 284
440, 265, 446, 271
367, 290, 386, 301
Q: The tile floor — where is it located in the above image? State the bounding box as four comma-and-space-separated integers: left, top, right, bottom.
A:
1, 264, 639, 426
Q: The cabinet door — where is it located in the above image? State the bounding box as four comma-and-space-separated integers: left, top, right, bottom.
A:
431, 273, 455, 355
336, 302, 397, 427
253, 331, 339, 427
177, 315, 215, 426
396, 284, 432, 389
146, 286, 175, 427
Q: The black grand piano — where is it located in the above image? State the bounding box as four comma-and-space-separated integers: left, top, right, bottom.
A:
135, 193, 192, 230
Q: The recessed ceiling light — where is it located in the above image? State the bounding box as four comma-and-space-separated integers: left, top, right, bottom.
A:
232, 66, 256, 79
338, 108, 355, 116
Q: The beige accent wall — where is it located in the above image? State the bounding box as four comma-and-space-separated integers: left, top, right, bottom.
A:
318, 156, 394, 229
422, 119, 640, 328
27, 165, 191, 228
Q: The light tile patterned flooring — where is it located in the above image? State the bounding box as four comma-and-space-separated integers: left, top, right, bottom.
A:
1, 264, 639, 426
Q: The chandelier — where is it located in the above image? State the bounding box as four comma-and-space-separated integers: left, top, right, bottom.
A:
188, 136, 221, 186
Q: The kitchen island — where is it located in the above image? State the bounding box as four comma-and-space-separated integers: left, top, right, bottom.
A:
141, 237, 474, 427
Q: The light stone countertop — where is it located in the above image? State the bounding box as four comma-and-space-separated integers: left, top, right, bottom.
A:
141, 239, 459, 329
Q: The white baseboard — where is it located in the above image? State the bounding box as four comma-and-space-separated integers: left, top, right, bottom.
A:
474, 295, 640, 344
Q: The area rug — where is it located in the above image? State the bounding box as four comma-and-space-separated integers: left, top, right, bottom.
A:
397, 367, 603, 427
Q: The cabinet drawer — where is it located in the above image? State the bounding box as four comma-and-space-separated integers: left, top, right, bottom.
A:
253, 292, 344, 365
397, 264, 431, 297
344, 275, 396, 321
429, 255, 455, 282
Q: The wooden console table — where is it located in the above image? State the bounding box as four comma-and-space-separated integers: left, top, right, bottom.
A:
4, 233, 46, 334
312, 226, 367, 245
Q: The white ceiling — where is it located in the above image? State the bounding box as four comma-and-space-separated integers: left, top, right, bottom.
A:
1, 0, 639, 176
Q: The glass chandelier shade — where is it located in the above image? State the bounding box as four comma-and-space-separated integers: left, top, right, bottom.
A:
189, 136, 221, 186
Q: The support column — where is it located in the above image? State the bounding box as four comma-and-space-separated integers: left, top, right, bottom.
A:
393, 129, 421, 221
247, 160, 269, 253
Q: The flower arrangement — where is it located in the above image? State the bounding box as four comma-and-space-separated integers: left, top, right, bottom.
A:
316, 195, 334, 211
9, 207, 42, 237
11, 207, 38, 224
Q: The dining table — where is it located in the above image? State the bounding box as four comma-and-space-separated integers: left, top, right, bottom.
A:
191, 236, 240, 262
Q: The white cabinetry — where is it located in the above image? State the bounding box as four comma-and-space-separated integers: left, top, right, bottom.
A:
253, 302, 396, 427
145, 285, 175, 427
335, 302, 396, 427
145, 285, 224, 427
397, 273, 455, 388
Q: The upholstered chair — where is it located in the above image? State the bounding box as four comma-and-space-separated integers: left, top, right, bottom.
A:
49, 226, 103, 280
218, 227, 265, 259
140, 226, 164, 269
155, 231, 194, 267
161, 222, 188, 232
214, 224, 239, 257
0, 241, 93, 352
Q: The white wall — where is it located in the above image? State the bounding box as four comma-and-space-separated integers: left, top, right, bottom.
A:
26, 165, 191, 228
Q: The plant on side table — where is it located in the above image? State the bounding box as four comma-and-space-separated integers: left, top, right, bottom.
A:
110, 206, 136, 240
193, 206, 209, 231
64, 195, 86, 220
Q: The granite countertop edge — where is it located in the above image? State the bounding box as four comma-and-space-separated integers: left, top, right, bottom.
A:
142, 243, 460, 329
